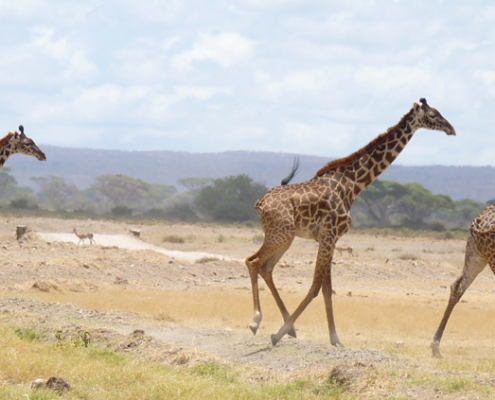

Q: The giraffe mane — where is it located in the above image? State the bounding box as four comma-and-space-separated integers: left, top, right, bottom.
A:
313, 104, 418, 178
0, 132, 14, 148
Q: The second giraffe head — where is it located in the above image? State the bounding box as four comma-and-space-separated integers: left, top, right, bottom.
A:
12, 125, 47, 161
416, 98, 456, 136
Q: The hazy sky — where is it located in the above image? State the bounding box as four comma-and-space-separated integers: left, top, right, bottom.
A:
1, 0, 495, 166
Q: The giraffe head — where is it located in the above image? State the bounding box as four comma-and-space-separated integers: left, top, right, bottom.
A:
10, 125, 46, 161
415, 98, 456, 136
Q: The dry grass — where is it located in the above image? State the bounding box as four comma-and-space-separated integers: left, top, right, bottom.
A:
3, 287, 495, 399
0, 321, 358, 400
22, 285, 495, 355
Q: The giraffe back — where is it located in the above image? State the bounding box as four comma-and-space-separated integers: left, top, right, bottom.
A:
469, 205, 495, 262
470, 206, 495, 235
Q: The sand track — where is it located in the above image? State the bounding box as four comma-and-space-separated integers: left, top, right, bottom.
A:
38, 232, 240, 263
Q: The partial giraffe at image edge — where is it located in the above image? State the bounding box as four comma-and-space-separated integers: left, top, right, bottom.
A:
0, 125, 46, 168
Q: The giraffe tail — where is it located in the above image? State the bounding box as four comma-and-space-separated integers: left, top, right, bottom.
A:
281, 156, 301, 186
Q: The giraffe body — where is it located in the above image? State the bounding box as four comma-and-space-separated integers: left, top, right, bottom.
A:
246, 99, 456, 347
0, 125, 46, 168
431, 205, 495, 357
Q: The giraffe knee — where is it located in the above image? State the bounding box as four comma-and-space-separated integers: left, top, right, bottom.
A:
245, 257, 259, 274
449, 277, 466, 302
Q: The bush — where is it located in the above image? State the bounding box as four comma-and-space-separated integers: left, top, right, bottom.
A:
10, 197, 38, 210
196, 174, 267, 223
111, 205, 133, 217
162, 203, 199, 223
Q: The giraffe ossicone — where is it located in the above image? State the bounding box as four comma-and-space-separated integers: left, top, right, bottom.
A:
0, 125, 46, 168
245, 98, 456, 347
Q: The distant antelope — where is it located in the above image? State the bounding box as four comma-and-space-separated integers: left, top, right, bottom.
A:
73, 228, 94, 245
335, 246, 354, 257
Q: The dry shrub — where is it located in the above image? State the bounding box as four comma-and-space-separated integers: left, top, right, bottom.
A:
31, 280, 59, 293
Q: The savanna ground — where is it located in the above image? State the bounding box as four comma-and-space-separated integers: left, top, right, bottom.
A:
1, 216, 495, 399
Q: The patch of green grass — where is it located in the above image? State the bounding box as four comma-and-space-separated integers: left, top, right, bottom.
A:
15, 327, 43, 341
162, 234, 186, 244
217, 234, 226, 243
88, 346, 125, 365
191, 362, 237, 383
0, 323, 350, 400
444, 377, 470, 393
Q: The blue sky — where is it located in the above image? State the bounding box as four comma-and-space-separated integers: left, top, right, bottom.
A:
1, 0, 495, 166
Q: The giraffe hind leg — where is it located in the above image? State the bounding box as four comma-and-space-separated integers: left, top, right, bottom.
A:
431, 235, 487, 357
245, 237, 295, 337
322, 260, 343, 347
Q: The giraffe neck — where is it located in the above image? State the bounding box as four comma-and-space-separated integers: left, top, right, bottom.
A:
314, 107, 421, 201
350, 110, 420, 196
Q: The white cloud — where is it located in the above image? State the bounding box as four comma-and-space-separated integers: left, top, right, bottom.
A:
174, 85, 230, 100
0, 0, 47, 18
120, 0, 183, 23
172, 32, 255, 71
30, 27, 71, 61
1, 0, 495, 166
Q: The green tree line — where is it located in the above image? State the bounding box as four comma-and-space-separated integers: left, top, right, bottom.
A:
0, 167, 491, 230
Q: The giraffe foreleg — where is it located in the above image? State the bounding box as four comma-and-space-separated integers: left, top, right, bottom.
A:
270, 276, 322, 346
322, 261, 343, 347
431, 236, 487, 357
259, 242, 296, 338
270, 246, 330, 346
261, 272, 297, 338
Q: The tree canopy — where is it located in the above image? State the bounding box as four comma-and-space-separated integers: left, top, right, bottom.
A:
196, 174, 267, 222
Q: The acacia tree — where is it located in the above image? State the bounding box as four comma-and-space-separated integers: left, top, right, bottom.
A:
357, 180, 408, 226
356, 180, 455, 228
0, 168, 37, 208
179, 177, 212, 194
453, 198, 486, 228
396, 183, 455, 222
32, 176, 89, 211
195, 174, 267, 222
86, 174, 177, 213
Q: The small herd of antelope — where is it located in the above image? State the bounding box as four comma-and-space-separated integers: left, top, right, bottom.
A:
4, 99, 495, 358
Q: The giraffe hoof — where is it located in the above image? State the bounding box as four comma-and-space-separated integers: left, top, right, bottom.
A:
249, 323, 258, 336
430, 342, 442, 358
288, 328, 297, 338
271, 334, 279, 346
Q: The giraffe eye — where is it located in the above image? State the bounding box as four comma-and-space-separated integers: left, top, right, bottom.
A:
428, 111, 437, 118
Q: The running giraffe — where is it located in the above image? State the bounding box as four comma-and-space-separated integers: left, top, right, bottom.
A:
0, 125, 46, 168
431, 205, 495, 357
246, 98, 456, 346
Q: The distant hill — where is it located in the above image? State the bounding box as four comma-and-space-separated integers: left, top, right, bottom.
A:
6, 146, 495, 202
